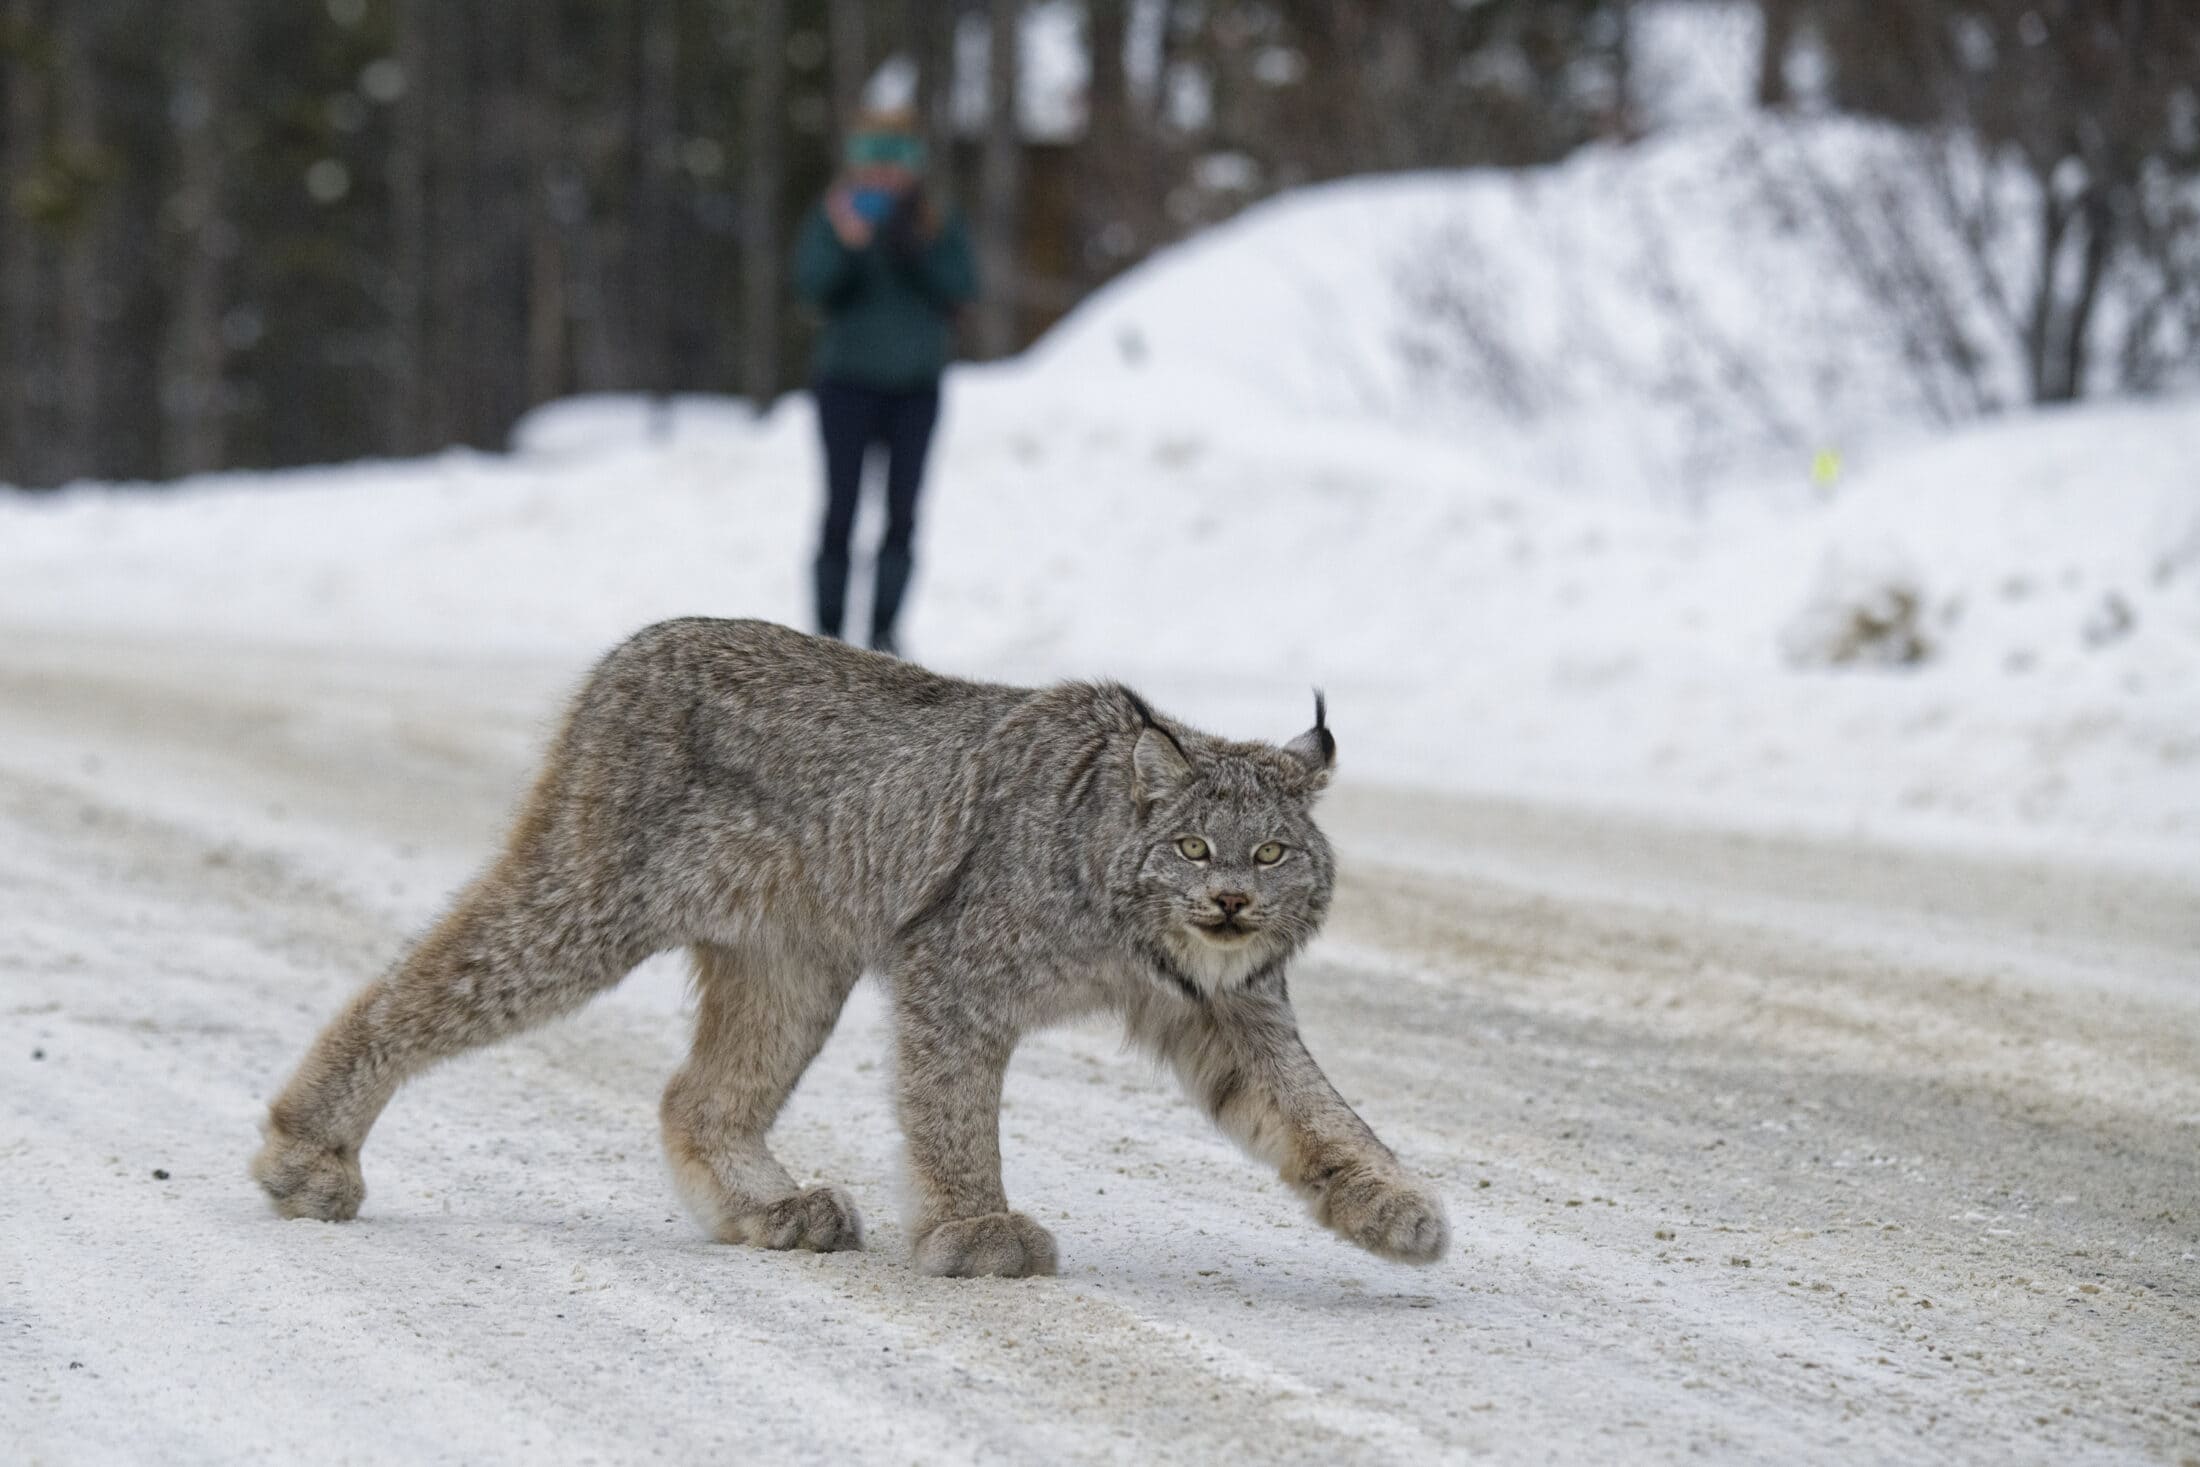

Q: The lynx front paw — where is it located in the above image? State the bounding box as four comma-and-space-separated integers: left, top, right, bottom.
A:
723, 1185, 865, 1253
913, 1211, 1059, 1279
252, 1125, 365, 1221
1315, 1166, 1449, 1264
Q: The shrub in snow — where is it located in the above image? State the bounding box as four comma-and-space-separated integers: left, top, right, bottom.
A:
1780, 548, 1936, 669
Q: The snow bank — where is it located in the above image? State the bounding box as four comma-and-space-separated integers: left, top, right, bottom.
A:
3, 371, 2194, 865
1031, 114, 2187, 501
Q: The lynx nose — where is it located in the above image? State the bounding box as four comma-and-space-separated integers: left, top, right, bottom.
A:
1211, 891, 1252, 918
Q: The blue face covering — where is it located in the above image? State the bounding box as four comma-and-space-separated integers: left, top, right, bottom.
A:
850, 188, 896, 224
845, 131, 927, 170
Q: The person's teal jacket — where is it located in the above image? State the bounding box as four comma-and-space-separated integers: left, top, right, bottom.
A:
793, 201, 979, 390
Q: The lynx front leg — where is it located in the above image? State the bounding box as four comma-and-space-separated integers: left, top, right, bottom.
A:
660, 942, 864, 1252
894, 1001, 1057, 1278
1140, 985, 1449, 1265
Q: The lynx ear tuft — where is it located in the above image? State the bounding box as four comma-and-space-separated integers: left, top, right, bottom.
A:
1126, 692, 1193, 805
1283, 689, 1336, 788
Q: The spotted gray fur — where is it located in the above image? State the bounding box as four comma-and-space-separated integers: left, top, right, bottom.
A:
252, 618, 1450, 1276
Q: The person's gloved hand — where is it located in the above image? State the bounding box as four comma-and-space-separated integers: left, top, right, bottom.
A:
881, 190, 937, 260
825, 186, 875, 249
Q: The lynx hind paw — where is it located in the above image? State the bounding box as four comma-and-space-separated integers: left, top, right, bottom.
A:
252, 1124, 365, 1221
722, 1185, 866, 1253
1316, 1168, 1450, 1265
914, 1211, 1059, 1279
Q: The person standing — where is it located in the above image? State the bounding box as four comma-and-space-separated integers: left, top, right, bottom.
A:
793, 111, 979, 656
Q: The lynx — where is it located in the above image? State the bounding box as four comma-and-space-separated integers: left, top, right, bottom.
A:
252, 619, 1449, 1277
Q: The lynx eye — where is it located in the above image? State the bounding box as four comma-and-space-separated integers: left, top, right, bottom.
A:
1175, 836, 1210, 862
1254, 841, 1287, 866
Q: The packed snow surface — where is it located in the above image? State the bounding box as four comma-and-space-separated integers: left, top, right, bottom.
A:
2, 636, 2193, 1465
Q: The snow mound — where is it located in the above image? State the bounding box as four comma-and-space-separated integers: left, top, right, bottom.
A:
1778, 400, 2200, 686
1028, 114, 2179, 500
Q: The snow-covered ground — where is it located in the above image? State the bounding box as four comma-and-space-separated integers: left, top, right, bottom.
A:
3, 92, 2197, 1466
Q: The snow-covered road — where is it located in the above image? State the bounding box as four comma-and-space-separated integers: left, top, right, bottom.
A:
3, 629, 2195, 1464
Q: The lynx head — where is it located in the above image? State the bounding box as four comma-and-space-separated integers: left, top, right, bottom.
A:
1113, 691, 1338, 996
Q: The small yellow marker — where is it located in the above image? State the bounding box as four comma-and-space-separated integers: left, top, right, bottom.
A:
1810, 447, 1843, 490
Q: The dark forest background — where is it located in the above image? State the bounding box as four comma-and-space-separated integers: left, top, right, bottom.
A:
0, 0, 2193, 488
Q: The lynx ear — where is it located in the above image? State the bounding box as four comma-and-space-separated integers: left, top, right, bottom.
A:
1283, 689, 1336, 790
1132, 725, 1193, 805
1126, 693, 1193, 806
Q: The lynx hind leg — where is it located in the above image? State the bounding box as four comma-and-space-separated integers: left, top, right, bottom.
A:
661, 942, 864, 1252
254, 860, 649, 1220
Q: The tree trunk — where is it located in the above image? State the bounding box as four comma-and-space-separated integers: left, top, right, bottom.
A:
2047, 190, 2115, 402
525, 0, 568, 409
427, 1, 474, 446
1756, 0, 1795, 109
916, 0, 958, 205
161, 0, 232, 478
1088, 0, 1127, 148
569, 5, 627, 394
1145, 0, 1180, 128
477, 0, 531, 444
387, 0, 430, 454
2, 0, 49, 485
2024, 178, 2072, 403
1610, 0, 1635, 139
742, 0, 785, 411
975, 0, 1022, 358
830, 0, 869, 131
633, 0, 678, 399
56, 0, 103, 477
1083, 0, 1130, 272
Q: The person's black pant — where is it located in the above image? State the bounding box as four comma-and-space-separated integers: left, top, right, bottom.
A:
813, 378, 941, 645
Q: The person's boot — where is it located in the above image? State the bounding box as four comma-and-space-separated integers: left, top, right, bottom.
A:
814, 550, 850, 639
870, 546, 913, 656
